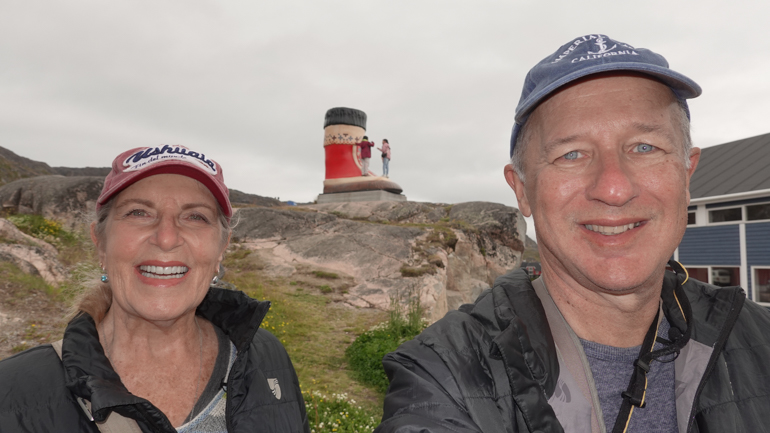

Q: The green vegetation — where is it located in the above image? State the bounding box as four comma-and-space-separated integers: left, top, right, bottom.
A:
399, 265, 435, 278
7, 214, 73, 244
6, 214, 90, 266
345, 291, 425, 393
319, 285, 333, 294
425, 226, 458, 250
221, 247, 387, 424
11, 322, 57, 354
304, 391, 379, 433
0, 261, 56, 299
312, 270, 339, 279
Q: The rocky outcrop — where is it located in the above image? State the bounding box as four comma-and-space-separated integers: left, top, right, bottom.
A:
0, 174, 287, 229
0, 219, 67, 286
232, 201, 526, 321
0, 176, 104, 229
52, 167, 111, 177
0, 175, 104, 228
0, 147, 57, 186
229, 189, 284, 208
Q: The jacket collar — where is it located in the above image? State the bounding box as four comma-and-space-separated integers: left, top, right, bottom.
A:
487, 269, 563, 433
61, 287, 270, 425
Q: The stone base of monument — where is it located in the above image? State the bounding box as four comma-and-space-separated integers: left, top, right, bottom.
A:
323, 176, 403, 194
316, 190, 407, 204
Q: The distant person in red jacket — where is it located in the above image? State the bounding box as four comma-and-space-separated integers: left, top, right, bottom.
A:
377, 139, 391, 178
357, 135, 375, 176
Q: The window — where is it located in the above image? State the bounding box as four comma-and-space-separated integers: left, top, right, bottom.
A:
687, 212, 696, 225
747, 203, 770, 221
687, 267, 709, 282
754, 268, 770, 304
711, 267, 739, 287
684, 266, 739, 287
709, 207, 742, 223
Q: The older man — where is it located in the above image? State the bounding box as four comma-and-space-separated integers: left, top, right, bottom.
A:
375, 35, 770, 433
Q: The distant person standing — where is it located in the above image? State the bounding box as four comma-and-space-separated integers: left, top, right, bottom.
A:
357, 135, 374, 176
378, 139, 391, 178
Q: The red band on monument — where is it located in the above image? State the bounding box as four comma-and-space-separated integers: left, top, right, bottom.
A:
324, 144, 361, 179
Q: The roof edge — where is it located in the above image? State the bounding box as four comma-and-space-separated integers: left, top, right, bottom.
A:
690, 187, 770, 205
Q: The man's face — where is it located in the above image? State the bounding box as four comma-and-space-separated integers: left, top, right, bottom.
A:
506, 74, 700, 294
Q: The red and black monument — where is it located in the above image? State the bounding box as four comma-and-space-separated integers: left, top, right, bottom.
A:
317, 107, 405, 203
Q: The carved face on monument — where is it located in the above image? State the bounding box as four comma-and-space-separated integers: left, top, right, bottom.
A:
506, 74, 700, 294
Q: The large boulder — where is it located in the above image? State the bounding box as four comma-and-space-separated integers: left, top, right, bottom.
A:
233, 201, 526, 321
0, 176, 104, 228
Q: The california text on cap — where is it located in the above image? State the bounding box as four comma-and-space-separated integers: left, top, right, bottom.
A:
510, 34, 702, 157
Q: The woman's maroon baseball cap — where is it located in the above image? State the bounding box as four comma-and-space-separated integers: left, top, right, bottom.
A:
96, 145, 232, 219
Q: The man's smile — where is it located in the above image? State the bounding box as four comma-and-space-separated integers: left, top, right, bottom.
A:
584, 221, 643, 236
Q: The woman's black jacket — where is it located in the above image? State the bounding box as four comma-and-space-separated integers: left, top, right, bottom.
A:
0, 287, 310, 432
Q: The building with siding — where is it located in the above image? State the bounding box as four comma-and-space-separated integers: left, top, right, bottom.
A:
675, 132, 770, 306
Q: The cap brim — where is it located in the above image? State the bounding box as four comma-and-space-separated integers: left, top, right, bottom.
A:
98, 162, 232, 219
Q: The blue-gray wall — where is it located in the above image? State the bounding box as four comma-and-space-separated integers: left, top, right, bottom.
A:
679, 225, 740, 266
747, 222, 770, 293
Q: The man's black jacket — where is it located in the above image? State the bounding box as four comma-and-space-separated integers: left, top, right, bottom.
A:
376, 269, 770, 432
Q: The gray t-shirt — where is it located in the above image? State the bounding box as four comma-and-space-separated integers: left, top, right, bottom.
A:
580, 316, 678, 432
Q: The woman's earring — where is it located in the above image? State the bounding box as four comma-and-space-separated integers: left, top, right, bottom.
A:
211, 263, 224, 286
100, 264, 109, 283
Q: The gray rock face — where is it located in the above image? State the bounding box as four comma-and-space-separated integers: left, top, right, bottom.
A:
228, 189, 283, 208
449, 202, 526, 250
0, 176, 104, 228
52, 167, 111, 177
233, 201, 526, 321
0, 147, 57, 185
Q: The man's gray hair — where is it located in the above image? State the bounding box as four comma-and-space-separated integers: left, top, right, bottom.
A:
510, 99, 693, 184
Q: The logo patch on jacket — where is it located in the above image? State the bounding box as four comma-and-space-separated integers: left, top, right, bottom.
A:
267, 378, 281, 400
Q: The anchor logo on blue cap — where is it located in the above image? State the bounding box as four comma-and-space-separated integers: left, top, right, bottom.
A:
587, 35, 617, 55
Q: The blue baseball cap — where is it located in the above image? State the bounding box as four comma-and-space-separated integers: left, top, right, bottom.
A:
509, 34, 702, 157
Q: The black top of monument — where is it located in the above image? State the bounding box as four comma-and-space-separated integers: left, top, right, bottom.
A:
324, 107, 367, 129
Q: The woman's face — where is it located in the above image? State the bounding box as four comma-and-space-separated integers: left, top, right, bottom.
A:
94, 174, 228, 323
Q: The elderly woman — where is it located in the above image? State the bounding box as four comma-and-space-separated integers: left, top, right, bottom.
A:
0, 146, 309, 432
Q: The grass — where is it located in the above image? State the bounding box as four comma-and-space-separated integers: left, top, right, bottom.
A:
304, 391, 379, 433
222, 247, 387, 421
0, 261, 58, 299
6, 214, 91, 267
399, 265, 435, 278
425, 226, 458, 250
345, 291, 425, 393
313, 270, 339, 279
0, 261, 68, 358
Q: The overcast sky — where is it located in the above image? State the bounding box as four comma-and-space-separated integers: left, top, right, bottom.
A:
2, 0, 769, 240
